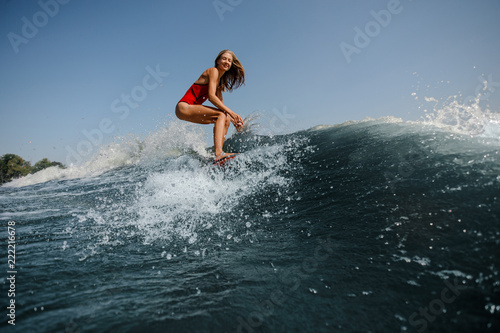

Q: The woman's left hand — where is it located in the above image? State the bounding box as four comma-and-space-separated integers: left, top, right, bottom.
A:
229, 112, 244, 132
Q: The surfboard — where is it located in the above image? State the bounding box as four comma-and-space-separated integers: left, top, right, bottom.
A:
213, 154, 237, 167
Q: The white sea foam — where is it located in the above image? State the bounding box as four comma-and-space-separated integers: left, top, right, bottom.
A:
431, 270, 474, 280
0, 208, 60, 220
420, 91, 500, 138
65, 132, 304, 258
128, 142, 292, 245
308, 116, 404, 132
3, 122, 210, 188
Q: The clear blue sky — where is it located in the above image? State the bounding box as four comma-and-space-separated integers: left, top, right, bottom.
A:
1, 0, 499, 165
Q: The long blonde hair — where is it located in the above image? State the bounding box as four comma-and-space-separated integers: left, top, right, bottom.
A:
214, 50, 245, 92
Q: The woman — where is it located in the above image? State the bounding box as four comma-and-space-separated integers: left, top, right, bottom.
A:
176, 50, 245, 163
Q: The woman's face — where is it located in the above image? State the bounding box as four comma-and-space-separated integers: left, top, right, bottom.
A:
217, 52, 233, 72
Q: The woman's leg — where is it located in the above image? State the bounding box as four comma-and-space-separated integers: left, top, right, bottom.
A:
175, 102, 222, 124
176, 102, 234, 158
213, 111, 232, 158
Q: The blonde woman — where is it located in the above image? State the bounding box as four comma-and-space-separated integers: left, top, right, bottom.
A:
176, 50, 245, 163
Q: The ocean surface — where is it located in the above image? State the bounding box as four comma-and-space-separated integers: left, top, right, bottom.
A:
1, 106, 500, 332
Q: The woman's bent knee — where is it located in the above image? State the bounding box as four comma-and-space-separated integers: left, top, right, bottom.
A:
175, 103, 187, 120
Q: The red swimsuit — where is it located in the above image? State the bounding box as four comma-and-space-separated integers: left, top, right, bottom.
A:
179, 83, 209, 105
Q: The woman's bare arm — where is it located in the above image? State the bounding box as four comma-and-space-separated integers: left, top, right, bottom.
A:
206, 68, 243, 127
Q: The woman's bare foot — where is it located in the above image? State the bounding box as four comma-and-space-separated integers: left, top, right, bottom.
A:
214, 152, 236, 162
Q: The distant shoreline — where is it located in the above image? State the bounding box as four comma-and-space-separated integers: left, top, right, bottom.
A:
0, 154, 65, 185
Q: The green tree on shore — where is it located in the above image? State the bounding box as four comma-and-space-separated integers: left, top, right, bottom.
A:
0, 154, 65, 185
32, 158, 65, 173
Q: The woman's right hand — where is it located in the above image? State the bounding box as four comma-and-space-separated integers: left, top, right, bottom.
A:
229, 112, 244, 132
